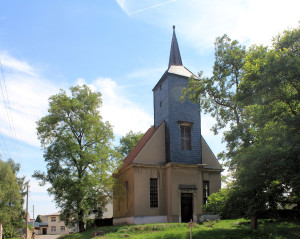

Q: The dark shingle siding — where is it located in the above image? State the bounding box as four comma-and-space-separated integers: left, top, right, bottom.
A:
153, 73, 202, 164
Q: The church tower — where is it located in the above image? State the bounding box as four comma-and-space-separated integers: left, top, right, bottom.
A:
113, 26, 222, 225
153, 26, 202, 164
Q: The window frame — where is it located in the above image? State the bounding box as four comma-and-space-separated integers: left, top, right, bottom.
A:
150, 178, 158, 208
179, 122, 192, 150
203, 181, 209, 205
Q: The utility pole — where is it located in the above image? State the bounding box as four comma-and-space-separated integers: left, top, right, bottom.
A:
26, 184, 29, 239
33, 205, 35, 231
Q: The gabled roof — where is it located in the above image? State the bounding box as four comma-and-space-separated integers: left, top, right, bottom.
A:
169, 25, 183, 68
119, 125, 156, 171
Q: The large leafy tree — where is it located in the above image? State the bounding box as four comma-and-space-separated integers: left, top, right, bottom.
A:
239, 26, 300, 207
33, 85, 116, 232
115, 130, 144, 157
184, 25, 299, 229
0, 157, 26, 238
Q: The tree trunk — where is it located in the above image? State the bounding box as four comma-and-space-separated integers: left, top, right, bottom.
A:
78, 209, 85, 232
79, 221, 85, 233
250, 216, 258, 230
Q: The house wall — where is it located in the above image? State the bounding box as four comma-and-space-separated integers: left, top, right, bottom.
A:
202, 137, 221, 169
133, 122, 165, 165
134, 166, 167, 218
114, 163, 222, 225
203, 170, 222, 196
113, 167, 135, 221
166, 164, 203, 222
46, 215, 70, 235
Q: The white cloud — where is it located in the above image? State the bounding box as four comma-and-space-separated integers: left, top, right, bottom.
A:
116, 0, 300, 48
0, 53, 58, 147
76, 77, 153, 136
116, 0, 176, 16
0, 52, 36, 76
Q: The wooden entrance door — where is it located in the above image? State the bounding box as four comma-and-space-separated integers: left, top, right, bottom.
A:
181, 193, 193, 222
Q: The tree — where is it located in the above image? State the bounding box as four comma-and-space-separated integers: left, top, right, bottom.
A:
239, 25, 300, 208
184, 25, 300, 229
0, 157, 25, 238
35, 215, 43, 223
33, 85, 117, 232
182, 34, 250, 165
115, 130, 144, 157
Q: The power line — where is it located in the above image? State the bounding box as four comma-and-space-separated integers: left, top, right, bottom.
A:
0, 59, 22, 162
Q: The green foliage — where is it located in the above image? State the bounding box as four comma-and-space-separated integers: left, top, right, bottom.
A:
33, 84, 117, 232
183, 25, 300, 224
0, 157, 26, 238
202, 188, 230, 215
59, 220, 300, 239
115, 130, 144, 157
35, 215, 42, 223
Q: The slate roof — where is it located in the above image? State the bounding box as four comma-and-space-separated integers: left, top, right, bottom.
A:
169, 25, 183, 67
153, 26, 197, 91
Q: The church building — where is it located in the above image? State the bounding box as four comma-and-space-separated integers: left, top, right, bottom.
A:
113, 26, 222, 225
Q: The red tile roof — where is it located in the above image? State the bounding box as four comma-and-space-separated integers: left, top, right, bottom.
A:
119, 125, 156, 171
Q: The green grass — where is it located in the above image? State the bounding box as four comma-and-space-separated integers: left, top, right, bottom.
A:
59, 219, 300, 239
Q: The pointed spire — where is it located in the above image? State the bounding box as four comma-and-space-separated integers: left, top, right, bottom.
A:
168, 25, 183, 68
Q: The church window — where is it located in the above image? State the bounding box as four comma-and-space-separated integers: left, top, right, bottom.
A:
150, 178, 158, 208
160, 84, 162, 90
180, 123, 192, 150
203, 181, 209, 205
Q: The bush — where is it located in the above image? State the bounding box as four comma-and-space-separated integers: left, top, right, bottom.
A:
86, 219, 95, 230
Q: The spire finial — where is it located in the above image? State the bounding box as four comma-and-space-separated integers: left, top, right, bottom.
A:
168, 26, 182, 68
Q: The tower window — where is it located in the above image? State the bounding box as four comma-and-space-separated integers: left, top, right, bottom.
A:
150, 178, 158, 208
160, 101, 162, 107
180, 123, 192, 150
203, 181, 209, 205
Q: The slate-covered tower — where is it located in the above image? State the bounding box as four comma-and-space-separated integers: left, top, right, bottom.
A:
153, 26, 202, 164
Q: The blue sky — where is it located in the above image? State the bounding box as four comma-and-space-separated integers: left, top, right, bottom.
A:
0, 0, 299, 217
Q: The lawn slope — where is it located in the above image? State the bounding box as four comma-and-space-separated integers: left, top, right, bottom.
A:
60, 219, 300, 239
